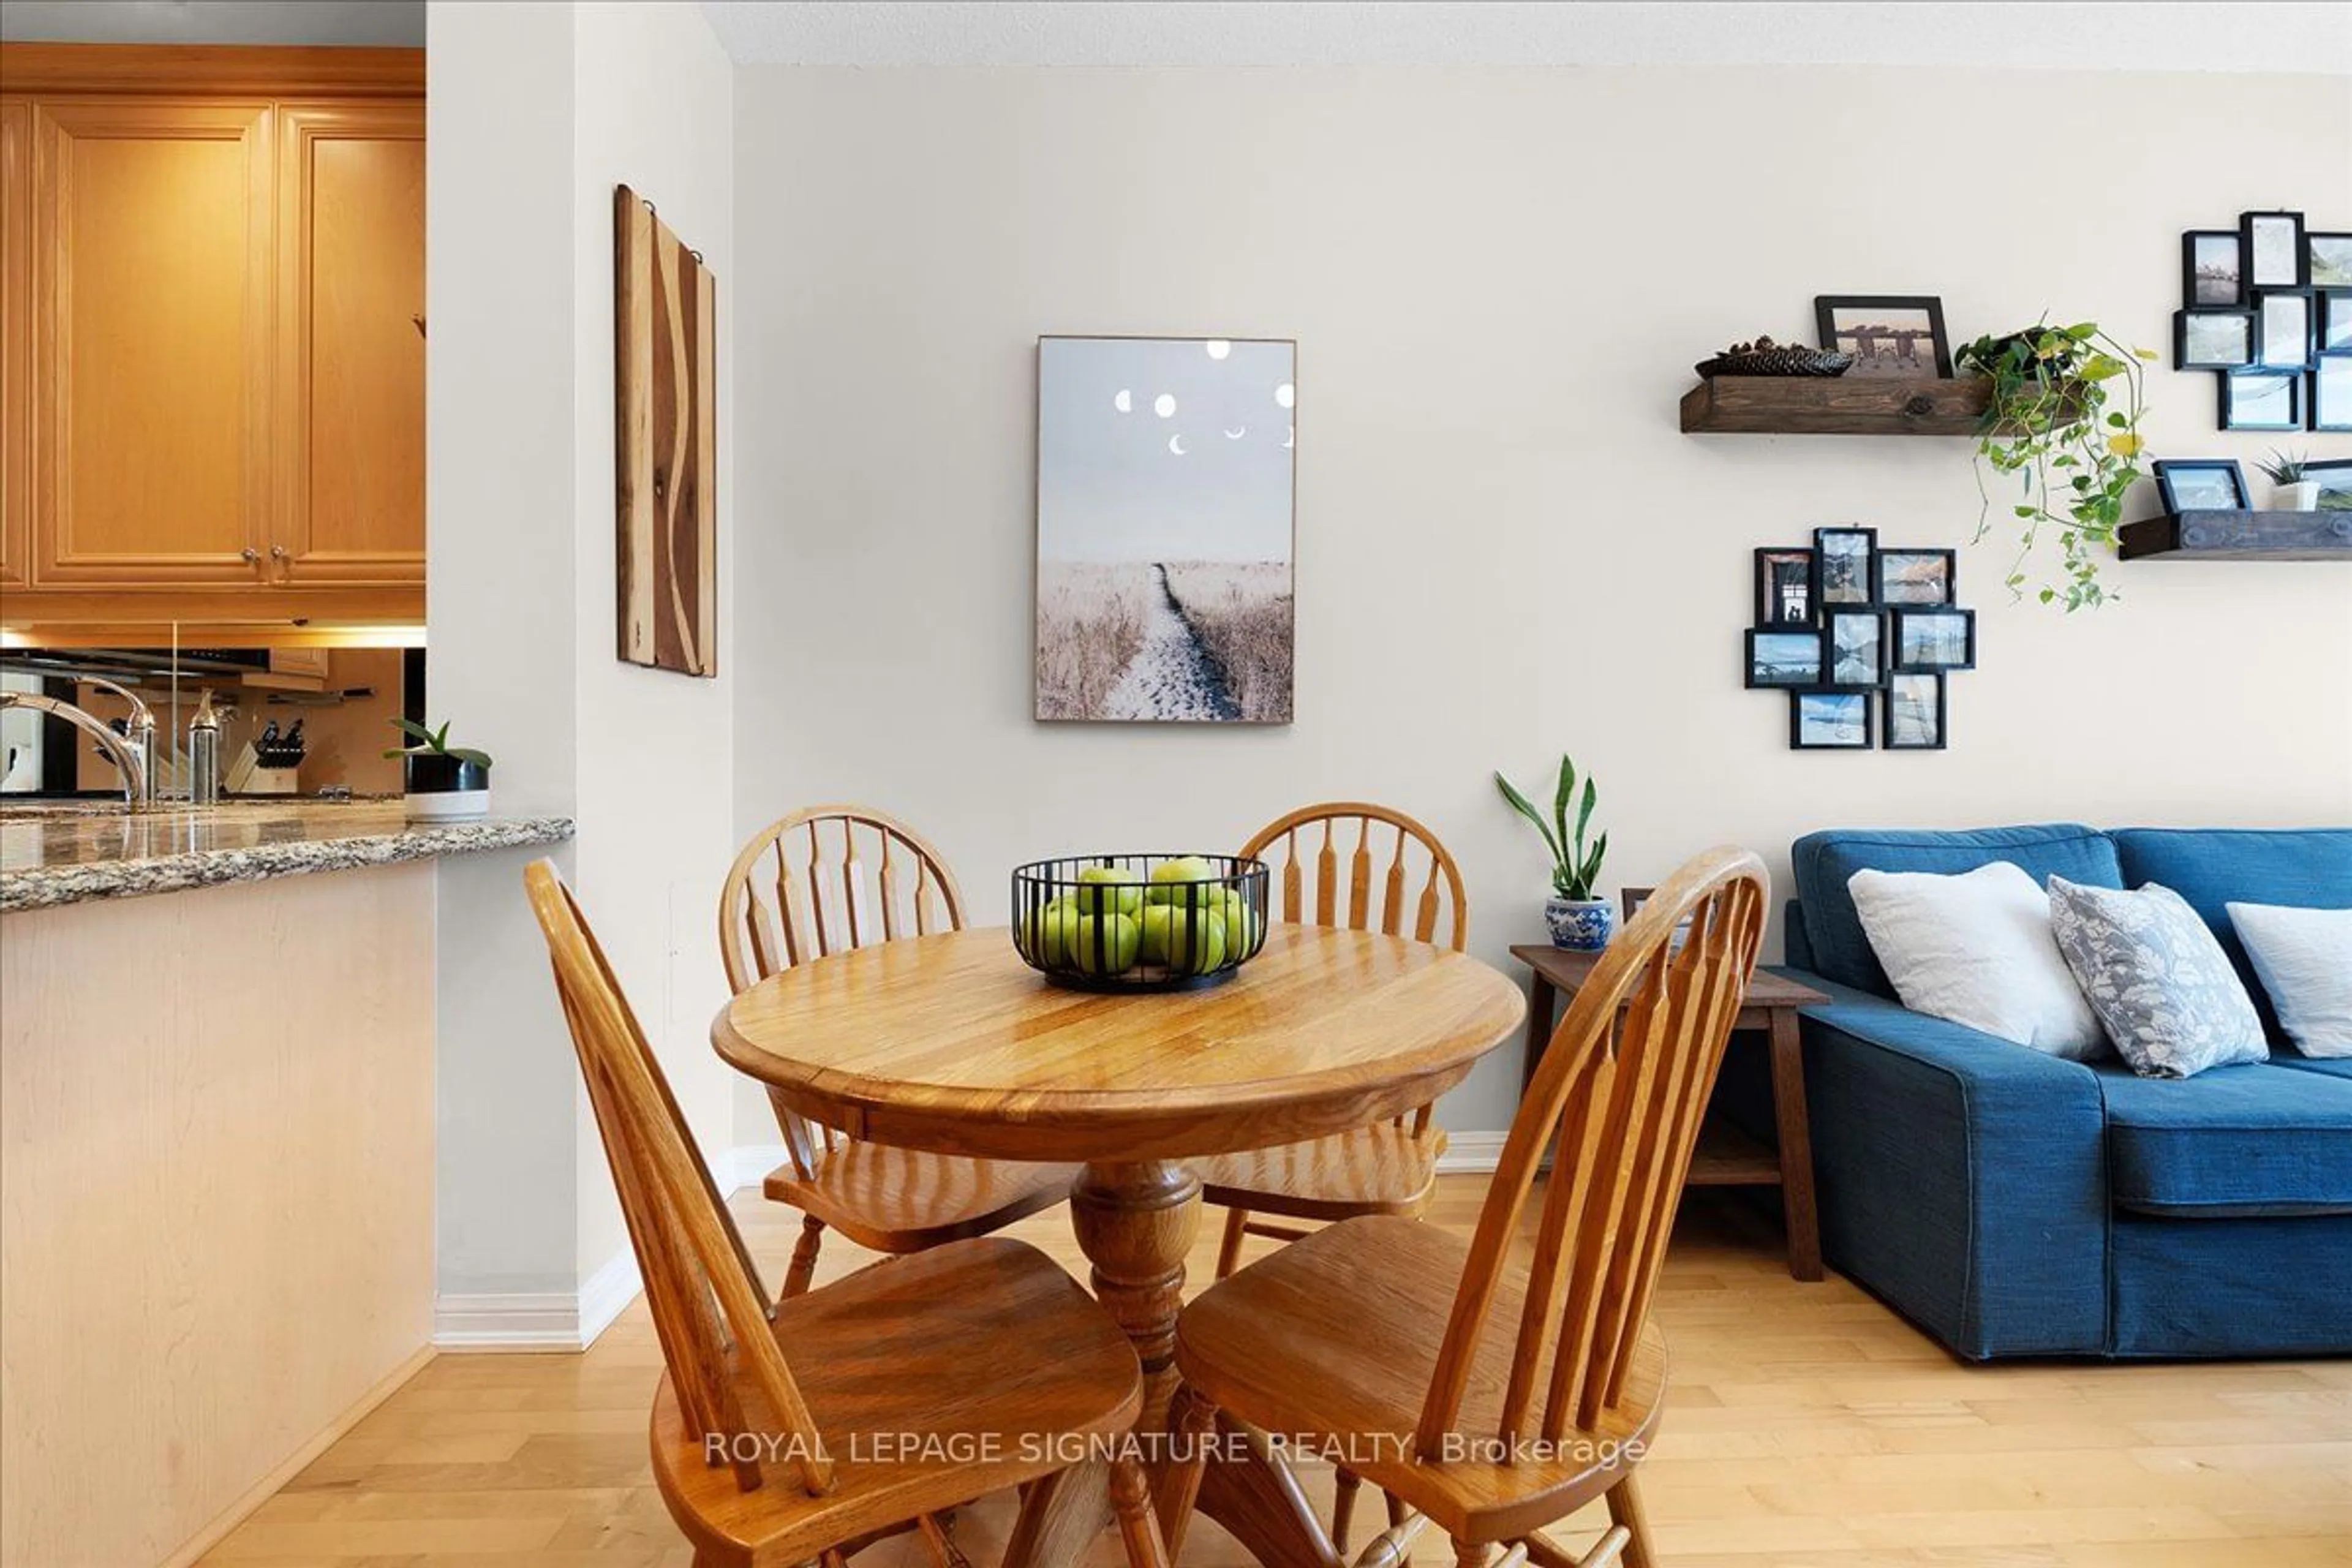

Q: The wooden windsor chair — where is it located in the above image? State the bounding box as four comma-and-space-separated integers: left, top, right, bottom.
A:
527, 859, 1169, 1568
720, 807, 1079, 1301
1198, 802, 1471, 1281
1170, 846, 1770, 1568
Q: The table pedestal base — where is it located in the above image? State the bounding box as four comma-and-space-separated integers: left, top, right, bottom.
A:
1071, 1159, 1200, 1429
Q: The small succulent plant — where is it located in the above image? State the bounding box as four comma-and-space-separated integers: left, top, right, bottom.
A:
2255, 449, 2309, 485
382, 717, 493, 769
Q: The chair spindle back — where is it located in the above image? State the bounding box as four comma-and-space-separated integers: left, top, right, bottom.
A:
528, 859, 835, 1498
1241, 802, 1469, 952
720, 807, 967, 1178
1412, 846, 1768, 1458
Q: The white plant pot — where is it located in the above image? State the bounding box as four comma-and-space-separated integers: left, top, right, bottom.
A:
2272, 481, 2320, 511
407, 788, 490, 822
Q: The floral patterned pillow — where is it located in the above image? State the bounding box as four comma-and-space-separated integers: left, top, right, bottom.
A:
2048, 876, 2268, 1079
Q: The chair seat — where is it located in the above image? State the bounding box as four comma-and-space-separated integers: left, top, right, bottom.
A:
1193, 1124, 1447, 1220
1175, 1215, 1664, 1545
766, 1144, 1079, 1252
654, 1237, 1142, 1566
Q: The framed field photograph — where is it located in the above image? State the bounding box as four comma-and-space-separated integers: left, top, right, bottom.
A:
2220, 370, 2304, 432
2307, 457, 2352, 510
1035, 334, 1296, 723
1883, 672, 1947, 751
1825, 609, 1887, 691
1790, 690, 1874, 750
1875, 548, 1954, 606
2310, 232, 2352, 289
1815, 295, 1953, 378
1746, 629, 1825, 689
2324, 292, 2352, 353
2314, 355, 2352, 433
1814, 526, 1878, 606
1893, 608, 1977, 672
2176, 309, 2254, 369
2243, 210, 2307, 289
2182, 230, 2243, 306
2257, 291, 2313, 369
1755, 547, 1819, 628
2154, 459, 2252, 514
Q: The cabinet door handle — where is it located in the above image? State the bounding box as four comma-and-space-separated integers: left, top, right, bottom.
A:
270, 545, 289, 560
241, 548, 261, 563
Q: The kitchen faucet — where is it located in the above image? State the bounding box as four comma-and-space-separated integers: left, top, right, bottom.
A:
0, 677, 156, 806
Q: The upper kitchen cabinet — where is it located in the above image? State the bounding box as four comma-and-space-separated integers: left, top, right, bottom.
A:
1, 100, 29, 591
28, 98, 276, 588
274, 102, 424, 586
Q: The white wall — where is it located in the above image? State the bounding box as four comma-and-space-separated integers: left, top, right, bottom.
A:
732, 64, 2352, 1140
429, 0, 734, 1328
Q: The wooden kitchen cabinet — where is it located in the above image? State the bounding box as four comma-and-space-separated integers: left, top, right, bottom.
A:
1, 100, 28, 590
274, 101, 424, 586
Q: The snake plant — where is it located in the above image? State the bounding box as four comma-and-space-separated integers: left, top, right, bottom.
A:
1494, 753, 1607, 900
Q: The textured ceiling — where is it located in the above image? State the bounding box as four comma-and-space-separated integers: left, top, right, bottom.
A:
0, 1, 423, 47
700, 1, 2352, 74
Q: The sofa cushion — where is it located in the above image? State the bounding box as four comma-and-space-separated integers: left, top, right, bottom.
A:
2050, 878, 2267, 1079
2111, 829, 2352, 1039
2270, 1055, 2352, 1084
2098, 1063, 2352, 1218
1790, 825, 2123, 997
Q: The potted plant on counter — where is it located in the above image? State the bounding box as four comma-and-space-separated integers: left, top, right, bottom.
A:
1494, 752, 1613, 951
2257, 450, 2319, 511
384, 718, 493, 821
1954, 318, 2155, 612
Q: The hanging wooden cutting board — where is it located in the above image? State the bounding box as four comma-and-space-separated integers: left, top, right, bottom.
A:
614, 184, 717, 677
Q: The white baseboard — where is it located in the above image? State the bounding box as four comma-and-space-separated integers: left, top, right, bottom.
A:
724, 1135, 1509, 1197
433, 1248, 643, 1352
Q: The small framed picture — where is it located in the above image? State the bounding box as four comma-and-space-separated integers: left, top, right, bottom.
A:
1875, 548, 1955, 606
2176, 308, 2254, 369
1747, 628, 1825, 688
2256, 291, 2313, 369
2153, 459, 2252, 514
1824, 609, 1887, 690
1621, 886, 1656, 920
2310, 232, 2352, 290
2324, 292, 2352, 353
2243, 210, 2307, 288
1814, 295, 1952, 378
2182, 230, 2243, 306
1754, 547, 1819, 628
1790, 690, 1874, 750
1893, 608, 1977, 672
2220, 370, 2305, 432
1883, 672, 1947, 752
1813, 526, 1877, 605
2307, 458, 2352, 509
2315, 356, 2352, 433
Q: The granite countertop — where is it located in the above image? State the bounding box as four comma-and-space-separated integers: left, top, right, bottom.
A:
0, 800, 575, 911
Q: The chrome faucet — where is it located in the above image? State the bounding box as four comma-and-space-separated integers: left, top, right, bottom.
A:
0, 688, 154, 806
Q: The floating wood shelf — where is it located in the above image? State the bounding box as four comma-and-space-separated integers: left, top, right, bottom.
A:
2118, 509, 2352, 562
1681, 374, 1999, 435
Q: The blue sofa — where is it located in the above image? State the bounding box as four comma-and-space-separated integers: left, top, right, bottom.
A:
1771, 824, 2352, 1360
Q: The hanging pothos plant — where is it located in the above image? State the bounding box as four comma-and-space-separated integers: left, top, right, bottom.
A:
1954, 320, 2157, 612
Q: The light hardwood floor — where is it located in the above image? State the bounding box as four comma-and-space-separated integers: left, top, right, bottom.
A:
201, 1181, 2352, 1568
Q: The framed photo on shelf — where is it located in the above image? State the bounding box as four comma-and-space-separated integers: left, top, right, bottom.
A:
1875, 548, 1955, 606
1824, 609, 1888, 691
2242, 210, 2307, 289
2311, 231, 2352, 289
2154, 459, 2252, 514
1747, 629, 1825, 689
2315, 356, 2352, 432
1883, 672, 1947, 751
2256, 291, 2313, 369
2183, 230, 2243, 306
2176, 308, 2255, 369
1893, 608, 1977, 672
1790, 690, 1874, 750
1813, 526, 1878, 606
2324, 292, 2352, 353
2221, 370, 2305, 432
2306, 457, 2352, 508
1814, 296, 1953, 378
1754, 546, 1819, 628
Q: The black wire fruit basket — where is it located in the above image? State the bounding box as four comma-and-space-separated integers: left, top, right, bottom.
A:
1011, 853, 1270, 992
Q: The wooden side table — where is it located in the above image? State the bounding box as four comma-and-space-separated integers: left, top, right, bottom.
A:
1510, 943, 1830, 1281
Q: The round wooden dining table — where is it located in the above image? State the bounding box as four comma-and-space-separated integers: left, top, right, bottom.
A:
713, 921, 1526, 1441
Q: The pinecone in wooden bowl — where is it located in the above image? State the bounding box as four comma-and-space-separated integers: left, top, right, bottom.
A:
1695, 336, 1855, 378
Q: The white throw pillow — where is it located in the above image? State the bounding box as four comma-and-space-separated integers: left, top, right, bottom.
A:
2228, 902, 2352, 1058
1847, 862, 2108, 1059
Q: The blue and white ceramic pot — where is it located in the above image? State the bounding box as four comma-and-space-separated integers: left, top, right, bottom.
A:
1545, 895, 1617, 951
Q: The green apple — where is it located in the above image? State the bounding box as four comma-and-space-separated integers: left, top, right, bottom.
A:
1023, 898, 1084, 967
1139, 904, 1227, 971
1213, 889, 1262, 954
1145, 856, 1218, 906
1074, 865, 1144, 916
1072, 912, 1141, 975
